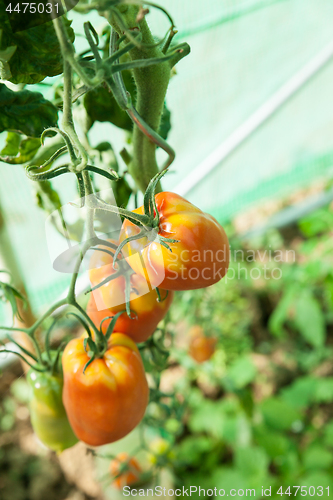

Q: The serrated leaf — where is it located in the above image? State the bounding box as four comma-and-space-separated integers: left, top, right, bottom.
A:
0, 84, 58, 137
294, 290, 325, 348
0, 5, 75, 84
0, 132, 40, 164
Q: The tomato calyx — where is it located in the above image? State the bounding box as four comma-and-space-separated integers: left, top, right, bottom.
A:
75, 309, 129, 373
113, 169, 179, 266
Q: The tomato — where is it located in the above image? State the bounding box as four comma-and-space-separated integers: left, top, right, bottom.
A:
62, 333, 149, 446
88, 244, 174, 343
188, 326, 216, 363
110, 452, 141, 489
119, 192, 229, 290
27, 367, 78, 453
147, 438, 175, 465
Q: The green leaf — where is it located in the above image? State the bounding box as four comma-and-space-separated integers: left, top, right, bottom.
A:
0, 278, 26, 319
0, 131, 20, 156
281, 376, 317, 409
268, 285, 298, 338
223, 355, 256, 390
299, 471, 333, 490
324, 274, 333, 308
188, 399, 225, 439
294, 289, 326, 348
313, 378, 333, 403
235, 446, 269, 484
303, 445, 333, 471
0, 84, 58, 137
0, 6, 75, 84
175, 436, 214, 467
299, 208, 333, 237
210, 467, 248, 493
254, 427, 289, 459
323, 422, 333, 447
260, 397, 302, 431
84, 71, 136, 131
277, 450, 301, 478
0, 30, 16, 81
0, 133, 40, 164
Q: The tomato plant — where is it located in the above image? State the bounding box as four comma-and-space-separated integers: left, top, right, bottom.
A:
0, 0, 231, 491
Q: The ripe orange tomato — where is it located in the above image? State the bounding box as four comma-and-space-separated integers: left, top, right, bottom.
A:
62, 333, 149, 446
110, 452, 141, 489
88, 245, 173, 343
119, 192, 229, 291
188, 326, 216, 363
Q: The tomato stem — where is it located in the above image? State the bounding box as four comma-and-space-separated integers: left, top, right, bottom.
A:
110, 8, 171, 192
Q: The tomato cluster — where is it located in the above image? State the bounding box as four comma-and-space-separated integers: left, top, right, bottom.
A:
23, 192, 228, 458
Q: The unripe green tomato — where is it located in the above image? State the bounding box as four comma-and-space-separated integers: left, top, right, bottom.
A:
165, 418, 182, 435
27, 368, 78, 453
147, 438, 175, 465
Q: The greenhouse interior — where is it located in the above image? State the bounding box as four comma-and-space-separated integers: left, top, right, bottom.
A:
1, 0, 333, 498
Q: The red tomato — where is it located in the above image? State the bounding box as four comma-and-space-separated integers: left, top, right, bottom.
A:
88, 245, 173, 343
188, 326, 216, 363
62, 334, 149, 446
119, 192, 229, 290
110, 452, 141, 489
